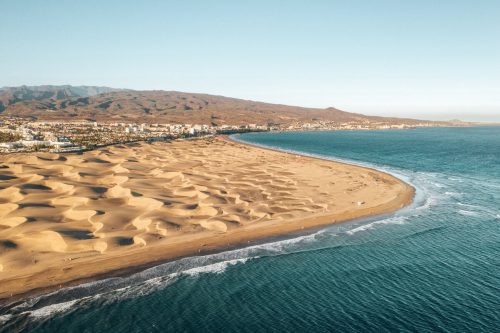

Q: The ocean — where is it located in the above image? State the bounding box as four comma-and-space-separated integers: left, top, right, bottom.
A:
1, 126, 499, 332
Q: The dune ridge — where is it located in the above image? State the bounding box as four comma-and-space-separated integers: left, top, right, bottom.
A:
0, 137, 414, 299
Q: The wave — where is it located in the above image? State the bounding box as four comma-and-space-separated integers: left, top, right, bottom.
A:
346, 216, 409, 235
414, 190, 436, 211
458, 209, 480, 217
182, 258, 250, 276
431, 182, 446, 188
0, 314, 13, 325
402, 226, 448, 240
457, 202, 481, 209
448, 176, 464, 183
27, 299, 80, 319
1, 231, 327, 322
5, 258, 252, 321
444, 191, 464, 197
456, 203, 498, 218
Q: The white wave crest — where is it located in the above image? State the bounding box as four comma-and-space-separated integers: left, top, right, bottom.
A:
415, 194, 436, 211
0, 314, 13, 324
246, 232, 323, 254
100, 275, 180, 303
444, 191, 464, 197
448, 177, 464, 183
346, 216, 408, 235
458, 209, 480, 217
27, 299, 79, 318
457, 202, 481, 208
182, 258, 249, 276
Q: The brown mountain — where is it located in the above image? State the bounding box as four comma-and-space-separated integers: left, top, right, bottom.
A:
0, 85, 123, 115
0, 86, 435, 125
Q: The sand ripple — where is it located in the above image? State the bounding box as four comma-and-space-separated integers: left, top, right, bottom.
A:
0, 137, 412, 299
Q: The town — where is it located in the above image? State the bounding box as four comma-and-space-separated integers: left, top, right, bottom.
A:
0, 117, 439, 153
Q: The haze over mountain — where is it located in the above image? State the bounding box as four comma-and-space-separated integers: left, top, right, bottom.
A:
0, 85, 121, 100
0, 85, 444, 125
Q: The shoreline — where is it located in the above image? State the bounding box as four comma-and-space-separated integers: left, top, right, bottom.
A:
227, 133, 404, 179
0, 124, 479, 156
0, 136, 415, 305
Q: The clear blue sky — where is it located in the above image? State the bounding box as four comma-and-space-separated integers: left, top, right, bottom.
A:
1, 0, 499, 121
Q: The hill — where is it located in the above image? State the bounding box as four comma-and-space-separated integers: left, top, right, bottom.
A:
0, 85, 122, 113
0, 85, 437, 125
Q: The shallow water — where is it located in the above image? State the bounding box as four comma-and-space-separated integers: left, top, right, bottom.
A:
2, 127, 500, 332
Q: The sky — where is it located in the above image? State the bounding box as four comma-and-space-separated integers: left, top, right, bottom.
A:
1, 0, 499, 121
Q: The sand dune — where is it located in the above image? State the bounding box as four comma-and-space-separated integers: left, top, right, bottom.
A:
0, 137, 414, 299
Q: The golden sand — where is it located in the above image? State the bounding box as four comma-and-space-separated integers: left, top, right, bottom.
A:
0, 137, 414, 299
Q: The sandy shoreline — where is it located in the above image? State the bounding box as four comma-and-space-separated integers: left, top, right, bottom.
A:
0, 136, 414, 302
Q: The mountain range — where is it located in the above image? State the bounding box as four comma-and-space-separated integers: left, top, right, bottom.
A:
0, 85, 444, 125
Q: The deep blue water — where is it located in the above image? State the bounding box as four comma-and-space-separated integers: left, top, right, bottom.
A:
2, 127, 500, 332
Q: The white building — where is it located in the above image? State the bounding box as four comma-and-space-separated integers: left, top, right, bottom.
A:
0, 142, 21, 149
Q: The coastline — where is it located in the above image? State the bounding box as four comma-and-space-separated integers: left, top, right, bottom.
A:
0, 136, 414, 304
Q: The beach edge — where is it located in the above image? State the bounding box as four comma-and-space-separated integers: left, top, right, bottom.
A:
0, 136, 415, 305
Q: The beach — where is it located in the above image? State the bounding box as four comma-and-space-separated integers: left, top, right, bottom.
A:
0, 136, 414, 300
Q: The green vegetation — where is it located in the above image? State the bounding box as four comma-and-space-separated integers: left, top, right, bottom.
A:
0, 132, 21, 143
32, 144, 50, 152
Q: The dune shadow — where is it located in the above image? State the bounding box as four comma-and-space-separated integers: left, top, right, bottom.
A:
0, 240, 18, 249
115, 237, 134, 246
18, 202, 55, 208
84, 158, 111, 164
89, 186, 108, 194
56, 229, 95, 240
21, 184, 51, 191
0, 174, 17, 181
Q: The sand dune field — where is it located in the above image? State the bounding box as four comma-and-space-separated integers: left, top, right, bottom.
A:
0, 137, 414, 299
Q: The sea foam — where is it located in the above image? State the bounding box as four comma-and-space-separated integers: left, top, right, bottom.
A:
182, 258, 249, 276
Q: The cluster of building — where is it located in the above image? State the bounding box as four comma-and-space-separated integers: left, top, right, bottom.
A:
0, 117, 440, 154
287, 121, 436, 131
0, 119, 269, 153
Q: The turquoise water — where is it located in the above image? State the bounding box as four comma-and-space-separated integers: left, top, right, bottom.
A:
2, 127, 500, 332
